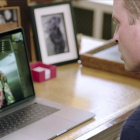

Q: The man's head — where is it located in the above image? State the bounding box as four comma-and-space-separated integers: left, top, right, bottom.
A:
4, 10, 11, 21
113, 0, 140, 73
48, 17, 60, 34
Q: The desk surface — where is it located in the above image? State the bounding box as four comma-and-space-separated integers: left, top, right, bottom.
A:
34, 62, 140, 140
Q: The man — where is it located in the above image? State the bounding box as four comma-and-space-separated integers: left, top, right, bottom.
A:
44, 16, 65, 56
48, 17, 65, 54
113, 0, 140, 139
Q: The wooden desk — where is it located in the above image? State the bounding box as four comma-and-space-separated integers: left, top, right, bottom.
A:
34, 62, 140, 140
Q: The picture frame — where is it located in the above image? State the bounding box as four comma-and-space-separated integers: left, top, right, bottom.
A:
80, 39, 140, 79
0, 6, 21, 32
29, 1, 79, 65
29, 0, 53, 4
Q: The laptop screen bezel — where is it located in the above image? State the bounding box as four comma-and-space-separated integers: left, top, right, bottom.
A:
0, 27, 35, 113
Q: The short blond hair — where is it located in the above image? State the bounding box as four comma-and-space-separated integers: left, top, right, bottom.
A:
123, 0, 140, 24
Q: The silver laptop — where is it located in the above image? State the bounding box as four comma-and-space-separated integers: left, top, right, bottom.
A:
0, 28, 94, 140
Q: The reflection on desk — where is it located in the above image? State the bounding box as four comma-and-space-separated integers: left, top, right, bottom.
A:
34, 63, 140, 140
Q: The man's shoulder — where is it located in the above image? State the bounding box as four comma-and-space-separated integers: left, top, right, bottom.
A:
120, 106, 140, 140
127, 105, 140, 121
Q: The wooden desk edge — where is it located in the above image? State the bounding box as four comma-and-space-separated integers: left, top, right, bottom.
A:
76, 109, 134, 140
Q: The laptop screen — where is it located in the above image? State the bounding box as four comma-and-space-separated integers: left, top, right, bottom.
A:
0, 28, 35, 110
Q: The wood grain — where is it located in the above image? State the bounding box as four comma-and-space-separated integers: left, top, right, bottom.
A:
34, 63, 140, 139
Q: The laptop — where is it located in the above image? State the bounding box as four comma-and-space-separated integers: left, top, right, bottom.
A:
0, 28, 95, 140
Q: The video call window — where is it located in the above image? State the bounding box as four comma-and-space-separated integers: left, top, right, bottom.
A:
0, 32, 34, 109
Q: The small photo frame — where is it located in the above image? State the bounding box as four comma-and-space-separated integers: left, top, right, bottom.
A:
0, 7, 21, 32
30, 0, 53, 4
30, 1, 79, 65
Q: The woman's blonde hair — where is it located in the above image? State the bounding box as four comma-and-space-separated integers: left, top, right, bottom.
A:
123, 0, 140, 24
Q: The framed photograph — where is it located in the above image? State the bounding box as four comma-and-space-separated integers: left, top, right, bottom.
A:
80, 39, 140, 79
0, 7, 21, 32
30, 1, 79, 65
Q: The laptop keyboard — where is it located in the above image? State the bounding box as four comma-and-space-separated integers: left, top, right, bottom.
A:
0, 103, 59, 138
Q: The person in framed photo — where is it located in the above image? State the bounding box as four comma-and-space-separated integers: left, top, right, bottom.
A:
0, 14, 5, 24
113, 0, 140, 139
48, 16, 65, 54
42, 14, 69, 56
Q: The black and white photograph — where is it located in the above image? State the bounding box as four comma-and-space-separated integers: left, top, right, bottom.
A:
30, 1, 79, 65
0, 7, 21, 32
0, 9, 17, 24
42, 13, 69, 56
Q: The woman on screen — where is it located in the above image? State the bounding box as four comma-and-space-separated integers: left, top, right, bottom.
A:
0, 71, 15, 108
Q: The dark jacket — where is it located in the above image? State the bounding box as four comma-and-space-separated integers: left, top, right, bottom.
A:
120, 105, 140, 140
